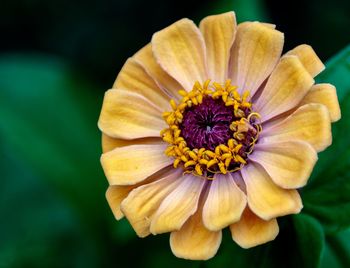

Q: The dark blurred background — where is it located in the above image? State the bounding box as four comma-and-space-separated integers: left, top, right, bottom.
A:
2, 0, 349, 87
1, 0, 349, 267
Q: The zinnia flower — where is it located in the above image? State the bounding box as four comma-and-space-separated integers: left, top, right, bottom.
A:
98, 11, 341, 260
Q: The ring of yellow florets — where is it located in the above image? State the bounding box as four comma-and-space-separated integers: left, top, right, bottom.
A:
161, 79, 262, 179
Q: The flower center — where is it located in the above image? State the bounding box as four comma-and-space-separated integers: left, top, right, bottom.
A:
161, 80, 262, 178
180, 97, 234, 151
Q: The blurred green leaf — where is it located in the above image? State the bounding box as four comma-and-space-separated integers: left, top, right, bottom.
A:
293, 214, 325, 268
206, 215, 323, 268
252, 216, 324, 268
0, 142, 99, 268
320, 229, 350, 268
303, 45, 350, 233
0, 54, 108, 222
206, 229, 268, 268
316, 44, 350, 102
0, 54, 119, 265
231, 0, 268, 22
196, 0, 268, 23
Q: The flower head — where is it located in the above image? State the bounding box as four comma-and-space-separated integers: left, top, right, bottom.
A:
98, 12, 341, 260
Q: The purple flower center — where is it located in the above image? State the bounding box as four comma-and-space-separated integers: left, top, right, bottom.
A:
180, 97, 234, 151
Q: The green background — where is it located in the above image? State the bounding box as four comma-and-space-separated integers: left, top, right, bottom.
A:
1, 0, 350, 267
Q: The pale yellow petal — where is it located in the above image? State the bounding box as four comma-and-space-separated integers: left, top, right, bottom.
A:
286, 44, 325, 77
120, 169, 183, 237
105, 167, 173, 220
255, 55, 314, 121
152, 18, 207, 91
199, 12, 236, 83
100, 142, 172, 185
230, 208, 279, 248
150, 175, 205, 234
261, 22, 276, 29
236, 21, 276, 29
133, 44, 182, 100
113, 58, 171, 111
98, 89, 166, 139
106, 185, 135, 220
202, 173, 246, 231
170, 206, 222, 260
249, 141, 317, 189
228, 22, 275, 81
229, 22, 284, 96
241, 162, 303, 220
261, 103, 332, 152
300, 83, 341, 122
101, 133, 162, 153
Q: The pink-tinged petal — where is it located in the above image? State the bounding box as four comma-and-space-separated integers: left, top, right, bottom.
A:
100, 142, 172, 185
150, 175, 206, 234
229, 22, 284, 96
152, 18, 207, 91
299, 83, 341, 122
102, 133, 162, 153
98, 89, 166, 139
286, 44, 325, 77
170, 203, 222, 260
113, 58, 171, 111
199, 12, 237, 83
202, 173, 246, 231
249, 141, 317, 189
133, 44, 182, 100
120, 169, 183, 237
255, 55, 314, 121
241, 162, 303, 220
261, 103, 332, 152
230, 208, 279, 248
231, 171, 247, 193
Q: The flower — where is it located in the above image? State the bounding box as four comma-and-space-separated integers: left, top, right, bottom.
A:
98, 11, 341, 260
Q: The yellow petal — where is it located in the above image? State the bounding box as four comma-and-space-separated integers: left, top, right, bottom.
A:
113, 58, 171, 111
98, 89, 166, 139
261, 103, 332, 152
199, 12, 236, 83
120, 169, 183, 237
236, 21, 276, 29
170, 205, 222, 260
286, 44, 325, 77
229, 22, 284, 96
150, 175, 205, 234
261, 22, 276, 29
101, 133, 162, 153
249, 141, 317, 189
106, 185, 135, 220
241, 162, 303, 220
133, 44, 182, 100
100, 142, 172, 185
230, 208, 279, 249
105, 167, 173, 220
202, 173, 246, 231
255, 55, 314, 121
300, 83, 341, 122
152, 18, 207, 91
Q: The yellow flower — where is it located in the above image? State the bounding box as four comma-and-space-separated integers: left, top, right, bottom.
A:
98, 12, 341, 260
